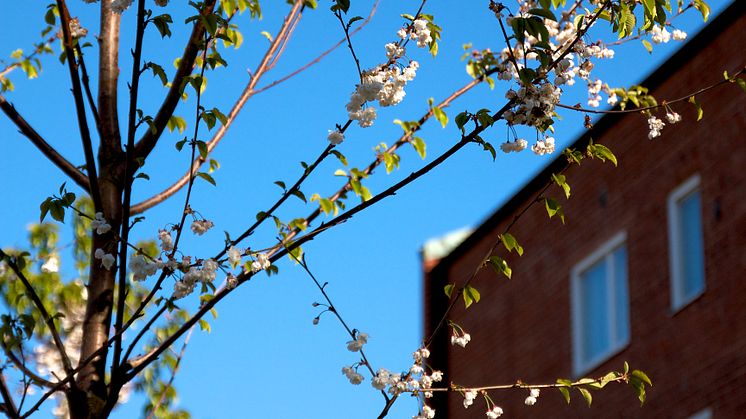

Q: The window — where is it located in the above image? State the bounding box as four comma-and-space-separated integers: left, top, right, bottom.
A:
571, 232, 630, 376
667, 175, 706, 311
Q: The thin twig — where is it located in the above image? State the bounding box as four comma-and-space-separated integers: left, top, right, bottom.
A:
56, 0, 103, 211
0, 370, 19, 419
144, 327, 195, 419
131, 0, 308, 214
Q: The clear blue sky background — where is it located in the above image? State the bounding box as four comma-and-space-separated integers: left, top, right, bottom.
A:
0, 1, 729, 417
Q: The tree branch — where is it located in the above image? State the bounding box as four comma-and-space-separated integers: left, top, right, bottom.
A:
131, 0, 306, 214
0, 370, 19, 419
132, 0, 217, 161
1, 343, 54, 388
0, 252, 74, 379
56, 0, 103, 211
0, 94, 90, 192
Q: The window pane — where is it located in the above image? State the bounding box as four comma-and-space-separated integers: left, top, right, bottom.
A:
679, 191, 705, 300
613, 246, 629, 344
580, 261, 609, 361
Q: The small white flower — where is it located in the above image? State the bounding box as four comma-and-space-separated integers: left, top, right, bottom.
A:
158, 229, 174, 252
342, 366, 364, 385
672, 29, 687, 41
531, 137, 555, 155
385, 42, 405, 60
500, 139, 528, 153
173, 280, 195, 300
486, 406, 504, 418
95, 249, 115, 270
250, 252, 271, 273
525, 388, 540, 405
346, 332, 369, 352
190, 219, 214, 235
228, 246, 242, 267
91, 212, 111, 235
463, 389, 478, 409
41, 255, 60, 273
327, 130, 345, 145
665, 111, 681, 124
647, 116, 665, 139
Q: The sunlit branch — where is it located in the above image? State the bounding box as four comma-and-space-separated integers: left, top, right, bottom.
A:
132, 0, 217, 161
56, 0, 103, 211
0, 94, 90, 192
556, 67, 744, 114
131, 0, 307, 214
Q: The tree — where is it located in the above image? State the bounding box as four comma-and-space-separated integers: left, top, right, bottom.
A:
0, 0, 740, 418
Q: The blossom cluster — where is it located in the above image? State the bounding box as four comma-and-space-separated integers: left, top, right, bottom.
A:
398, 19, 433, 48
91, 212, 111, 235
173, 258, 218, 299
346, 61, 419, 127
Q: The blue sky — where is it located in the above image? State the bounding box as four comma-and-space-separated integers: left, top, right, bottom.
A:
0, 1, 730, 417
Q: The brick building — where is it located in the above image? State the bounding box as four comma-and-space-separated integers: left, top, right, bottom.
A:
422, 2, 746, 417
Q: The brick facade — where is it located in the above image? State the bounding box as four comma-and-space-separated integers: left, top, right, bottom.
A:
423, 3, 746, 417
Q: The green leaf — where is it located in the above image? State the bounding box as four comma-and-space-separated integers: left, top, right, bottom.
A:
623, 361, 629, 374
631, 370, 652, 386
558, 387, 571, 404
487, 256, 512, 279
274, 180, 286, 190
411, 137, 427, 159
167, 115, 187, 133
735, 78, 746, 94
432, 106, 448, 128
454, 112, 470, 131
693, 0, 710, 21
587, 141, 618, 166
641, 39, 652, 54
290, 189, 307, 203
528, 8, 557, 21
444, 283, 455, 298
195, 172, 216, 186
175, 139, 187, 151
500, 233, 524, 256
577, 387, 592, 407
50, 202, 65, 223
544, 198, 565, 223
688, 95, 703, 121
199, 319, 211, 333
462, 284, 480, 308
551, 173, 571, 199
152, 14, 173, 38
40, 197, 52, 222
196, 140, 208, 158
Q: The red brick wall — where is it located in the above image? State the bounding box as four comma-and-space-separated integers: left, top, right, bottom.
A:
424, 6, 746, 418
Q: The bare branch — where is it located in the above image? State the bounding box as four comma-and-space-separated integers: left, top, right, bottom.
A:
56, 0, 103, 211
132, 0, 217, 161
0, 94, 90, 191
131, 0, 306, 214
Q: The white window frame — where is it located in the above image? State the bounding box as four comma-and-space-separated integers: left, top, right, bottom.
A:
571, 231, 630, 376
667, 174, 706, 312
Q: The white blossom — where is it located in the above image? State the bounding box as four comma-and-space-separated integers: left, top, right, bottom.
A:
346, 332, 369, 352
672, 29, 687, 41
414, 405, 436, 419
129, 254, 157, 281
228, 246, 242, 266
411, 19, 432, 48
327, 130, 345, 145
385, 42, 405, 60
647, 116, 665, 139
190, 219, 214, 235
41, 255, 60, 273
94, 248, 115, 271
651, 25, 671, 44
531, 137, 555, 155
158, 229, 174, 252
90, 212, 111, 235
500, 139, 528, 153
486, 406, 504, 418
173, 280, 195, 300
463, 389, 478, 409
342, 366, 364, 385
525, 388, 540, 405
250, 252, 271, 273
451, 332, 471, 348
666, 111, 682, 124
